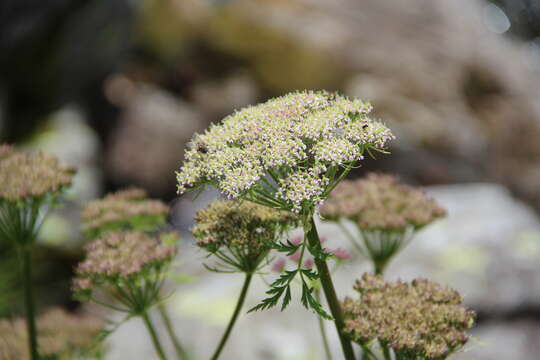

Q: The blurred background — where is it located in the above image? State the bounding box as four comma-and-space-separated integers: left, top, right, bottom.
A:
1, 0, 540, 358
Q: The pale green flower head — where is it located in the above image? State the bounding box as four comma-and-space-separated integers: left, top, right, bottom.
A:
192, 199, 299, 273
176, 91, 394, 214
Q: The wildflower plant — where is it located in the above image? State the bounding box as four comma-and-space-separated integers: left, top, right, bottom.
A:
191, 199, 299, 359
0, 145, 75, 360
77, 188, 188, 360
73, 230, 178, 360
342, 273, 475, 360
321, 173, 446, 274
176, 90, 394, 359
0, 307, 105, 360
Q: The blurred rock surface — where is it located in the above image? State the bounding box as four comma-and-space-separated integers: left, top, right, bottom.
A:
106, 84, 204, 196
149, 0, 540, 209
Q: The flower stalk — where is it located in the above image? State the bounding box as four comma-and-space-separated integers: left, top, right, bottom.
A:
157, 303, 189, 360
20, 246, 38, 360
210, 273, 253, 360
142, 311, 168, 360
315, 290, 332, 360
306, 217, 355, 360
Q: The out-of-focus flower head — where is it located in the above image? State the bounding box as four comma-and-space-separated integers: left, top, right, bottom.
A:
0, 308, 104, 360
342, 273, 475, 359
192, 199, 299, 273
321, 173, 446, 231
321, 173, 446, 273
73, 231, 178, 312
0, 145, 75, 246
176, 91, 394, 214
0, 145, 75, 202
81, 187, 169, 239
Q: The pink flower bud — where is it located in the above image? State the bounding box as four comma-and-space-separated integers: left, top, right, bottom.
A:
272, 258, 287, 273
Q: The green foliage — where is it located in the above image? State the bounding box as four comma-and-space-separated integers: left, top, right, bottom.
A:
249, 237, 333, 320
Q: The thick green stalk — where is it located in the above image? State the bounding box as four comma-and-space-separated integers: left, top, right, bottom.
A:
306, 217, 356, 360
211, 273, 252, 360
142, 311, 168, 360
21, 246, 39, 360
157, 303, 189, 360
315, 290, 333, 360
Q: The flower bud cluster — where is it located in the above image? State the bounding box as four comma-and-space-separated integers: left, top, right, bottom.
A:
0, 308, 104, 360
275, 168, 329, 213
192, 199, 299, 272
176, 91, 394, 213
0, 145, 75, 202
321, 173, 446, 231
73, 231, 177, 298
81, 188, 169, 238
342, 273, 475, 359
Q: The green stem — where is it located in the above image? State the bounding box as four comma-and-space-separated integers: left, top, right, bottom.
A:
157, 303, 189, 360
361, 345, 377, 360
210, 273, 253, 360
21, 246, 39, 360
374, 260, 386, 275
142, 311, 168, 360
306, 217, 356, 360
382, 344, 392, 360
315, 290, 333, 360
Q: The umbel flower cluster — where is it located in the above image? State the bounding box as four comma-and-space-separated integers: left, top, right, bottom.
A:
321, 173, 446, 273
73, 231, 178, 312
0, 145, 75, 247
176, 91, 394, 213
0, 145, 76, 360
0, 145, 74, 203
81, 188, 169, 239
192, 199, 299, 273
342, 273, 475, 360
321, 173, 446, 231
0, 308, 104, 360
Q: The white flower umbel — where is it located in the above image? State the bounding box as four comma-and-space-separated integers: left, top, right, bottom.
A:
176, 91, 395, 360
176, 91, 394, 215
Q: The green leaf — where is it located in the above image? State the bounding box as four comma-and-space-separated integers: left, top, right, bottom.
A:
300, 278, 333, 320
300, 268, 319, 280
301, 281, 311, 309
249, 270, 299, 313
306, 243, 332, 261
281, 286, 292, 311
270, 270, 297, 287
273, 239, 302, 256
